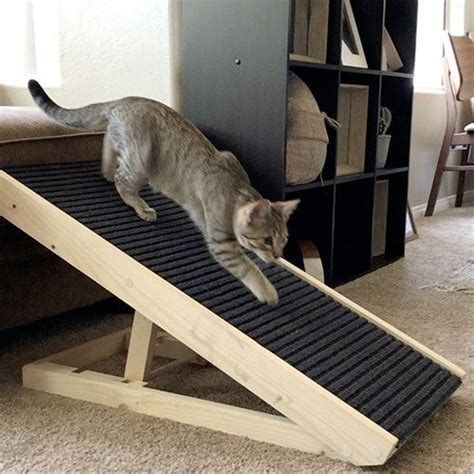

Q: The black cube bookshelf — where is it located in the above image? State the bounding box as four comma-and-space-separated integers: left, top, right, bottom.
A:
181, 0, 417, 286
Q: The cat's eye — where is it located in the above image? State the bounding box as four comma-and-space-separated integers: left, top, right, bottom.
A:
263, 236, 273, 246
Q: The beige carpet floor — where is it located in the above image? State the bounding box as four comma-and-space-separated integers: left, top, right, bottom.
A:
1, 206, 473, 473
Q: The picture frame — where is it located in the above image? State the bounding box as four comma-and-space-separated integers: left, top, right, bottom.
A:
291, 0, 329, 63
336, 84, 369, 175
341, 0, 367, 68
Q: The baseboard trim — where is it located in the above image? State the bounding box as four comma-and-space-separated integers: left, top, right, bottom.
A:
411, 190, 474, 220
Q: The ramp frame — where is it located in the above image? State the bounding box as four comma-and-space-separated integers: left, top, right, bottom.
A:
22, 316, 332, 457
0, 170, 465, 466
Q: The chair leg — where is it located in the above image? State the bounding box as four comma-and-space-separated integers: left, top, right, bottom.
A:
455, 146, 471, 207
426, 139, 452, 216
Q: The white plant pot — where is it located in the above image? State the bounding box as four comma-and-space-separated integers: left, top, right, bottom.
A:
377, 134, 391, 168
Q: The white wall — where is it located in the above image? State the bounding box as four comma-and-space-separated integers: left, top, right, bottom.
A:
408, 0, 474, 209
408, 91, 457, 207
1, 0, 171, 107
409, 92, 474, 211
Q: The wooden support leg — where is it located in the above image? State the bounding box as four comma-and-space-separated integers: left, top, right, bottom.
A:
124, 311, 158, 382
148, 354, 197, 380
455, 146, 471, 207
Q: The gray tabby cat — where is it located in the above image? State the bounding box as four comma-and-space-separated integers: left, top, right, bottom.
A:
28, 80, 299, 305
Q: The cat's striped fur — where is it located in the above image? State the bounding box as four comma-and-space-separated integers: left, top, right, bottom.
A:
28, 80, 299, 305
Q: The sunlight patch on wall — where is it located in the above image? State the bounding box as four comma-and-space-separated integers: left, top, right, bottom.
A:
0, 0, 61, 87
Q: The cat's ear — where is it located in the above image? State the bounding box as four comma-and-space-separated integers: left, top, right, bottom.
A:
273, 199, 300, 221
247, 199, 271, 226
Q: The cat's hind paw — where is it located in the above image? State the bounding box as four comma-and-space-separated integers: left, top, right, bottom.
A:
264, 285, 279, 305
138, 208, 157, 222
254, 281, 279, 306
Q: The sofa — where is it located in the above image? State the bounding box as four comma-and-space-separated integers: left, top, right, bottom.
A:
0, 106, 110, 330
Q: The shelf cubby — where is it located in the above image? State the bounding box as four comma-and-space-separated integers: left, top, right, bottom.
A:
371, 172, 408, 269
372, 179, 389, 257
286, 186, 335, 281
384, 0, 418, 75
182, 0, 417, 286
382, 172, 408, 260
380, 76, 414, 169
339, 72, 381, 174
289, 66, 339, 181
349, 0, 385, 70
333, 178, 374, 284
326, 0, 343, 65
290, 0, 342, 66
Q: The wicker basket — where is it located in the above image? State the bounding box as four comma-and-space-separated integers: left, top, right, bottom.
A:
286, 72, 339, 185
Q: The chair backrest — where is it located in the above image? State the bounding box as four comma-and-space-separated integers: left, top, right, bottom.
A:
442, 56, 458, 135
443, 31, 474, 102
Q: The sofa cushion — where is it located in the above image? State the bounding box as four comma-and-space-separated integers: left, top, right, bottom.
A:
0, 106, 104, 167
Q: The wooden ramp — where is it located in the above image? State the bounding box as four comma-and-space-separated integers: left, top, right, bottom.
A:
0, 162, 465, 466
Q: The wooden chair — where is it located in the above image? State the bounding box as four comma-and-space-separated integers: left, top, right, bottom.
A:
425, 32, 474, 216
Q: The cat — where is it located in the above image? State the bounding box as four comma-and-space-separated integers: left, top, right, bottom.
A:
28, 79, 299, 305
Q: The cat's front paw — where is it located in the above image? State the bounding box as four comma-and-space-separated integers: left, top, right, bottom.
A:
264, 284, 279, 305
138, 208, 157, 222
254, 280, 279, 306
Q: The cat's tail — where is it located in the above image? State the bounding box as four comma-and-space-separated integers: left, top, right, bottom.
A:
28, 79, 112, 130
